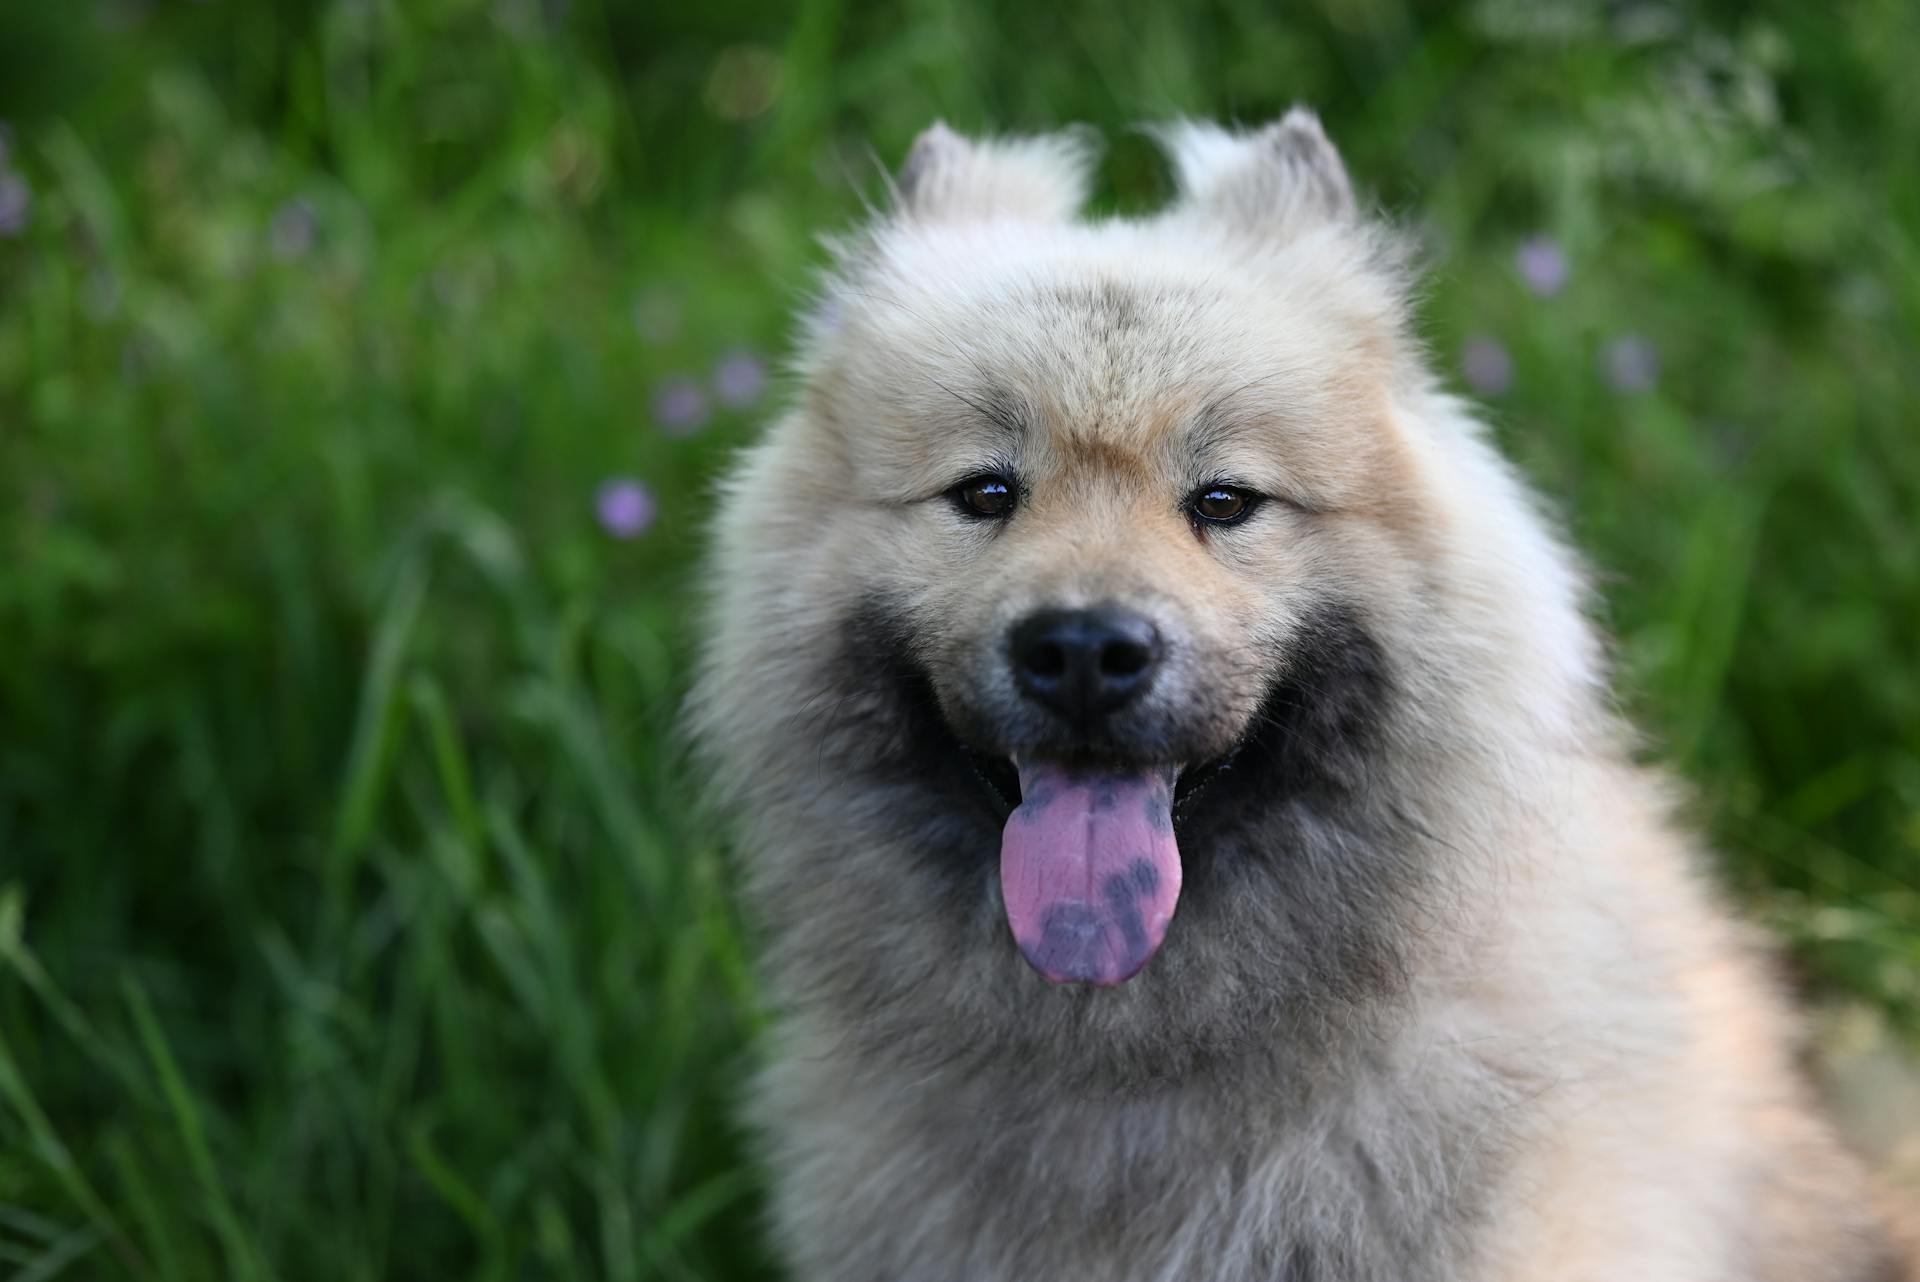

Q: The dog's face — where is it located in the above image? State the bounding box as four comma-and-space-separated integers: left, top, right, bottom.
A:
854, 267, 1418, 777
698, 115, 1595, 1078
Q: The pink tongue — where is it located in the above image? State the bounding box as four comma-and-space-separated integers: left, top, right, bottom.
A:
999, 761, 1182, 985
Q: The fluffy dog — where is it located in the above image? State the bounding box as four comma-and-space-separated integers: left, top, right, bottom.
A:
690, 111, 1909, 1281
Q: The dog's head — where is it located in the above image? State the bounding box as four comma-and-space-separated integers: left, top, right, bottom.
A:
696, 114, 1599, 1076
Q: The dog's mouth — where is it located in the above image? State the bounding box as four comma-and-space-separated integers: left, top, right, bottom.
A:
962, 744, 1234, 824
874, 600, 1381, 991
958, 741, 1242, 988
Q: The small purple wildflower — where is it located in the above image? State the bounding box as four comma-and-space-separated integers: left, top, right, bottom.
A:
268, 198, 317, 261
1601, 335, 1660, 393
711, 348, 769, 408
1707, 420, 1753, 474
121, 332, 158, 383
633, 288, 682, 344
595, 478, 657, 539
1515, 235, 1568, 298
428, 265, 461, 310
1460, 336, 1514, 397
0, 171, 31, 237
652, 376, 711, 436
83, 267, 122, 320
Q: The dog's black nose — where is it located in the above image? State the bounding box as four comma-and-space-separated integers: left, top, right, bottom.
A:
1010, 606, 1162, 719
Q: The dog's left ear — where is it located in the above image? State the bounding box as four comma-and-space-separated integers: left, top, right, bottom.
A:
895, 122, 1098, 223
1156, 108, 1355, 238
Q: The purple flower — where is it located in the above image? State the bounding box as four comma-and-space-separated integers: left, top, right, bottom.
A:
1515, 235, 1568, 298
1601, 335, 1660, 393
1707, 420, 1752, 473
121, 333, 157, 382
1460, 336, 1514, 397
595, 478, 657, 539
83, 267, 121, 320
0, 171, 31, 237
633, 288, 682, 345
711, 348, 769, 408
268, 198, 317, 261
652, 376, 711, 436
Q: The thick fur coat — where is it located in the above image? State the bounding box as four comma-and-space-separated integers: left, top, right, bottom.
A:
689, 112, 1910, 1281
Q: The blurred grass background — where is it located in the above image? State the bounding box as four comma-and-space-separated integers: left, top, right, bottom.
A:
0, 0, 1917, 1277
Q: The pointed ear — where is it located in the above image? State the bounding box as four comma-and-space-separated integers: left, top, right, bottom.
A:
895, 121, 1099, 223
1156, 108, 1355, 238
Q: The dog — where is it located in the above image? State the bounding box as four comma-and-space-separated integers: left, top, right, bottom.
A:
689, 111, 1910, 1280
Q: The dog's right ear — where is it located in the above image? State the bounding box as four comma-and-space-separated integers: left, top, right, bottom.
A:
895, 122, 1098, 223
1156, 108, 1356, 239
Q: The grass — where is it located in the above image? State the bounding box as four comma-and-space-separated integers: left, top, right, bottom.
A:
0, 0, 1917, 1277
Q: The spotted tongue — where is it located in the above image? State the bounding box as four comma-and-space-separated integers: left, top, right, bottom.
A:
999, 761, 1182, 985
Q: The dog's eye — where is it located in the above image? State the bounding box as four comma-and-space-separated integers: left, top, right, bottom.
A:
951, 475, 1017, 519
1189, 485, 1259, 525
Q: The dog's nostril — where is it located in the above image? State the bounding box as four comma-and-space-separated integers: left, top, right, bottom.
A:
1027, 641, 1068, 680
1099, 637, 1153, 678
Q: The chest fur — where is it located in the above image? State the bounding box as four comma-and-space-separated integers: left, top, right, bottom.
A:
755, 1036, 1510, 1282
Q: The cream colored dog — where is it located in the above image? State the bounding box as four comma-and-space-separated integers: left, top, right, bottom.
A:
692, 111, 1910, 1281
